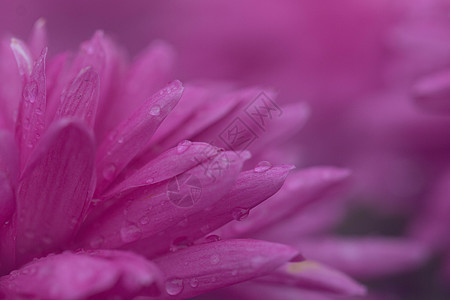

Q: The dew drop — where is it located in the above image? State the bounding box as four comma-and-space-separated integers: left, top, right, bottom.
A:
120, 224, 142, 243
145, 177, 155, 184
210, 254, 220, 265
171, 236, 192, 251
189, 278, 199, 288
231, 207, 249, 221
165, 278, 184, 296
102, 164, 117, 181
139, 216, 149, 225
23, 81, 38, 103
254, 161, 272, 173
149, 105, 161, 116
205, 235, 221, 243
177, 140, 192, 154
117, 137, 124, 144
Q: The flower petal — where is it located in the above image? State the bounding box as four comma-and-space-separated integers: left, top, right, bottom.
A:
16, 119, 95, 264
105, 141, 221, 197
154, 239, 301, 298
412, 69, 450, 114
126, 164, 293, 257
218, 167, 350, 238
95, 80, 183, 194
0, 130, 19, 188
77, 151, 246, 251
296, 237, 429, 279
13, 46, 48, 168
28, 18, 48, 59
0, 250, 163, 299
258, 261, 366, 296
55, 66, 100, 128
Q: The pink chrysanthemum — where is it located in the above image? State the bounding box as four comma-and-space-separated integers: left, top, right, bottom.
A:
0, 23, 368, 299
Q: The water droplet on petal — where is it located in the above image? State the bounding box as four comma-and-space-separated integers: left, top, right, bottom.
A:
139, 216, 149, 225
117, 137, 124, 144
102, 164, 117, 181
23, 81, 38, 103
149, 105, 161, 116
171, 236, 192, 251
165, 278, 184, 296
120, 224, 142, 243
177, 140, 192, 154
205, 235, 221, 243
254, 161, 272, 173
231, 269, 238, 276
231, 207, 249, 221
190, 278, 199, 288
145, 177, 155, 184
210, 254, 220, 265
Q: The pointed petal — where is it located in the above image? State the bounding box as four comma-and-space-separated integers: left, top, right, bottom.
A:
16, 119, 95, 264
15, 47, 48, 168
96, 81, 183, 194
55, 66, 100, 128
219, 167, 350, 238
10, 38, 33, 78
105, 141, 221, 197
413, 69, 450, 114
28, 18, 48, 59
76, 151, 246, 252
125, 164, 293, 257
154, 239, 301, 298
0, 250, 163, 299
259, 261, 366, 296
150, 85, 247, 153
297, 237, 429, 279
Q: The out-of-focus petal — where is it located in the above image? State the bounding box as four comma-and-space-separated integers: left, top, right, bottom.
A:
259, 261, 366, 296
0, 250, 163, 299
154, 239, 302, 298
296, 237, 429, 279
218, 167, 350, 238
126, 163, 293, 257
95, 80, 183, 194
412, 69, 450, 114
16, 119, 95, 264
409, 170, 450, 251
77, 151, 246, 252
28, 18, 48, 59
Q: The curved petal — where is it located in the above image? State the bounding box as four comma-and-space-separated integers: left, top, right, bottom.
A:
0, 250, 163, 299
105, 141, 221, 197
95, 80, 183, 194
412, 69, 450, 114
55, 66, 100, 128
77, 151, 246, 251
12, 43, 48, 168
296, 237, 429, 279
16, 119, 96, 264
28, 18, 48, 59
125, 164, 293, 258
218, 167, 350, 238
154, 239, 302, 299
258, 261, 366, 296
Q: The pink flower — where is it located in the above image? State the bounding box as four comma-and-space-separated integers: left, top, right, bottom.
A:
0, 23, 367, 299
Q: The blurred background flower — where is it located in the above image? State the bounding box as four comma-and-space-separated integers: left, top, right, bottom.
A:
1, 0, 450, 299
